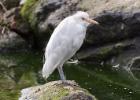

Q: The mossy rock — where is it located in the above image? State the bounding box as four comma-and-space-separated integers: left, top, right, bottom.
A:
19, 80, 97, 100
20, 0, 39, 29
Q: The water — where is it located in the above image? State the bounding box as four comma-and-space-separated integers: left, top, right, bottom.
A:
0, 51, 140, 100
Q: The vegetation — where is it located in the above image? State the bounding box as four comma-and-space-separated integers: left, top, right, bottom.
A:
20, 0, 39, 28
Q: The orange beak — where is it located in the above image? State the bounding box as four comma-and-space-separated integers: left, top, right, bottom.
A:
84, 18, 99, 25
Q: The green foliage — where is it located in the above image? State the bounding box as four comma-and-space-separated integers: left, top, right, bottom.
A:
20, 0, 39, 28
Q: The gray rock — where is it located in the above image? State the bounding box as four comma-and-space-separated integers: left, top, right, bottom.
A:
19, 80, 97, 100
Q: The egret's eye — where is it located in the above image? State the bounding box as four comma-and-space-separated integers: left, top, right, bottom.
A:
81, 17, 85, 20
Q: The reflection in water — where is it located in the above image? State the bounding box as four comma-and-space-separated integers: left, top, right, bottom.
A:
0, 52, 140, 100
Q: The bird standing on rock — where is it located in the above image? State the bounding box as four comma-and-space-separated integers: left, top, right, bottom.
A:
42, 11, 99, 80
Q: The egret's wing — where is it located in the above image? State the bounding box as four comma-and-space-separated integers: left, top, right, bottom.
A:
45, 17, 75, 58
46, 17, 86, 58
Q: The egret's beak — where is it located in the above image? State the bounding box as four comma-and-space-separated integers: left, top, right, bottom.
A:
84, 18, 99, 25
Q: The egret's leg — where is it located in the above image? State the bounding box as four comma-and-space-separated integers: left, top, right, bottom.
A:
58, 66, 66, 80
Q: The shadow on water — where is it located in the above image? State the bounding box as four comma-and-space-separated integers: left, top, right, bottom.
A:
0, 52, 140, 100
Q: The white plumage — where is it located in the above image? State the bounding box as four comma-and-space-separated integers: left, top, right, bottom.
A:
42, 11, 99, 80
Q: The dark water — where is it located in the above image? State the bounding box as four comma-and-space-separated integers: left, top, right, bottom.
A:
0, 52, 140, 100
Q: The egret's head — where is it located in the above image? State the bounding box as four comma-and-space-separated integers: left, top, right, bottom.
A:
73, 11, 99, 26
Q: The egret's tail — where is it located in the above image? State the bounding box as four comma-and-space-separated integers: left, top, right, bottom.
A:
42, 61, 57, 79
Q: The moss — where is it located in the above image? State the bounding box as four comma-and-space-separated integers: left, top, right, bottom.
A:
41, 84, 96, 100
49, 88, 69, 100
94, 43, 128, 61
0, 90, 19, 100
39, 84, 69, 100
86, 44, 125, 63
100, 46, 112, 54
20, 0, 39, 28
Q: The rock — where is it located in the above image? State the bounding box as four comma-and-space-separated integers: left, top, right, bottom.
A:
2, 0, 140, 66
3, 8, 33, 46
46, 0, 81, 27
20, 0, 140, 42
77, 0, 140, 54
77, 39, 135, 64
76, 0, 140, 67
0, 31, 28, 53
105, 37, 140, 67
19, 80, 97, 100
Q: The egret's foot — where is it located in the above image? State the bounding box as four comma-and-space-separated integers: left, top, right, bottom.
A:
67, 59, 79, 64
61, 80, 75, 86
112, 64, 120, 68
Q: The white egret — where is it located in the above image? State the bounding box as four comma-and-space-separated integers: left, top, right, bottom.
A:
42, 11, 99, 80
